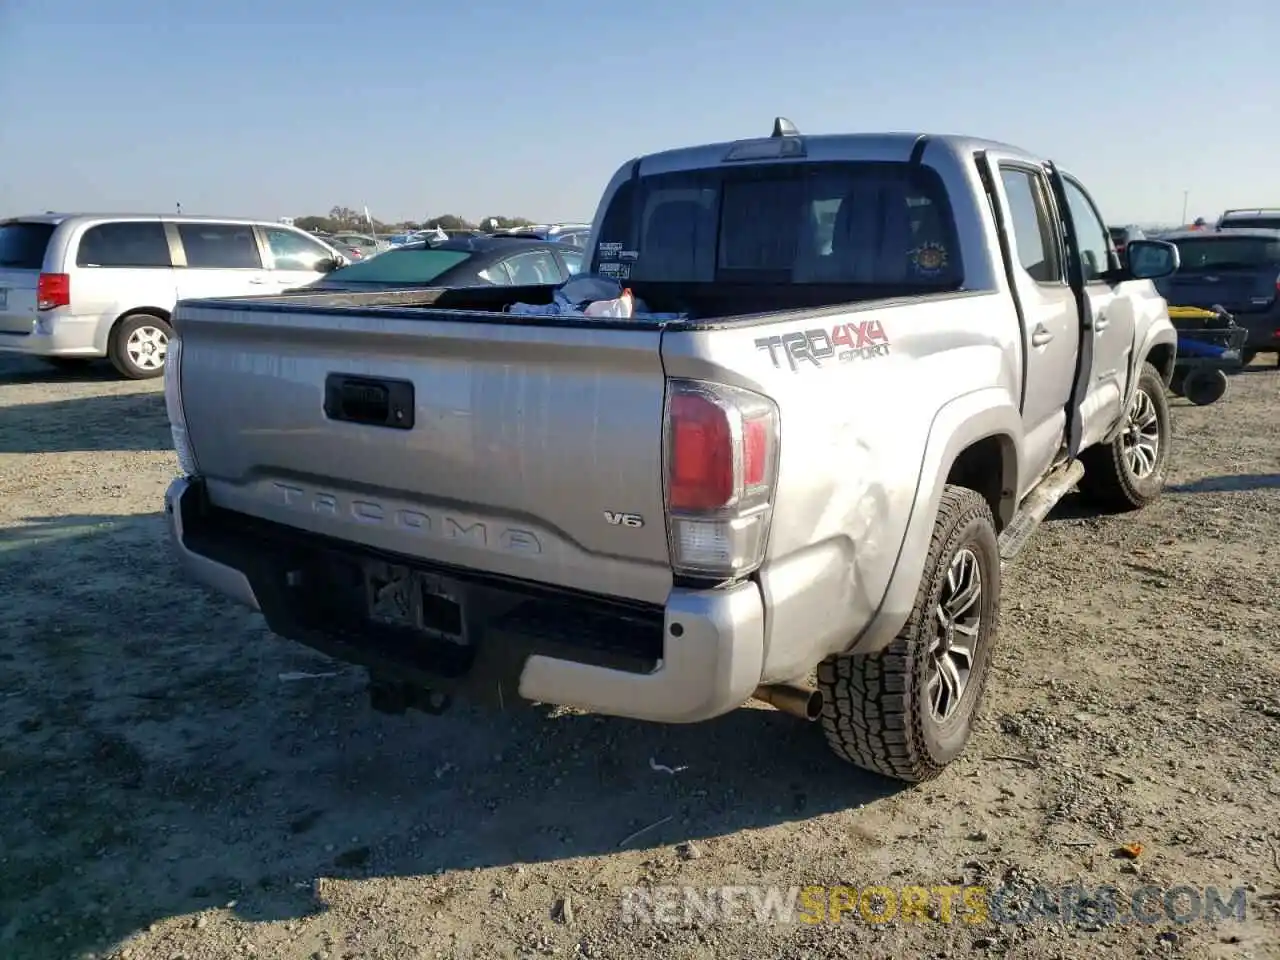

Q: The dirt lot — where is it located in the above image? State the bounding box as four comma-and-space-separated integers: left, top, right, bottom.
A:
0, 354, 1277, 960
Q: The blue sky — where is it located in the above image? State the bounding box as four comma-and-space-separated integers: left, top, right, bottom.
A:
1, 0, 1276, 226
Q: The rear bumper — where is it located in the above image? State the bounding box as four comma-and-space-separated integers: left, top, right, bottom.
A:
164, 476, 766, 723
0, 314, 104, 357
1236, 311, 1280, 350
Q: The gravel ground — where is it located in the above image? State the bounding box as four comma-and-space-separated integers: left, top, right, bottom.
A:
1, 354, 1277, 960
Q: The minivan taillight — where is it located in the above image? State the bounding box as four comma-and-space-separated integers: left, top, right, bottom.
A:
663, 379, 779, 579
36, 273, 70, 311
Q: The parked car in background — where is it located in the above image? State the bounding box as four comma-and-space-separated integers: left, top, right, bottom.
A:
299, 235, 583, 291
490, 224, 592, 248
1216, 208, 1280, 231
329, 233, 391, 258
1108, 225, 1146, 264
1154, 228, 1280, 366
324, 238, 367, 260
0, 214, 344, 378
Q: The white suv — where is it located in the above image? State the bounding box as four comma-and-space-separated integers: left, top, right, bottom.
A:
0, 214, 347, 378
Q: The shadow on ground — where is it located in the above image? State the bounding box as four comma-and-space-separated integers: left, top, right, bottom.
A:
1169, 473, 1280, 494
0, 356, 122, 386
0, 514, 903, 959
0, 390, 171, 454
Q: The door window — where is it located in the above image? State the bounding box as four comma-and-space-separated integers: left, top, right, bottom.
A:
263, 227, 335, 271
502, 249, 561, 284
560, 249, 584, 276
177, 223, 262, 269
998, 168, 1061, 283
478, 262, 512, 284
75, 221, 172, 268
1060, 179, 1112, 283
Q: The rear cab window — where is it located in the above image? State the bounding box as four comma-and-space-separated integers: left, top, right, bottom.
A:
0, 221, 56, 270
590, 160, 964, 290
75, 221, 172, 268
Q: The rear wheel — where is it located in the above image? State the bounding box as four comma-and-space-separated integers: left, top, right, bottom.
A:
1078, 361, 1171, 511
1240, 349, 1257, 367
108, 313, 172, 380
817, 486, 1000, 783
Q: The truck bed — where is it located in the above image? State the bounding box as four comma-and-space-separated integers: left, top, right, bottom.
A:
226, 280, 934, 328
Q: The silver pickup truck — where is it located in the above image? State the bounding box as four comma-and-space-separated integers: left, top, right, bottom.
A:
164, 121, 1180, 783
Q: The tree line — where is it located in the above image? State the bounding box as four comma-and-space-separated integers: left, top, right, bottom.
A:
292, 208, 537, 235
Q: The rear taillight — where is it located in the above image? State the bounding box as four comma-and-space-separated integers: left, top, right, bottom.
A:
663, 379, 779, 579
164, 336, 199, 475
36, 273, 70, 311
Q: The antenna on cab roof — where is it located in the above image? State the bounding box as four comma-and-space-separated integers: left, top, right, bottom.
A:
771, 117, 799, 138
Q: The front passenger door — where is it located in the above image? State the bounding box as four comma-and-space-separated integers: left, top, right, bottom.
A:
261, 226, 340, 289
1055, 175, 1136, 451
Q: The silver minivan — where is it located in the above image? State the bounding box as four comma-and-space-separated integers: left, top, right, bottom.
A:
0, 214, 347, 378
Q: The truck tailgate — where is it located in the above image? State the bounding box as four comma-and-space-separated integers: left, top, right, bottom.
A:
176, 303, 674, 605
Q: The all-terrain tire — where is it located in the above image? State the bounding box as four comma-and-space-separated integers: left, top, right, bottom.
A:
1077, 361, 1171, 512
108, 313, 173, 380
817, 486, 1000, 783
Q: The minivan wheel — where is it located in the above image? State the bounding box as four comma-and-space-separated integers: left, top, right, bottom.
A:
1077, 361, 1171, 511
817, 486, 1001, 783
109, 314, 173, 380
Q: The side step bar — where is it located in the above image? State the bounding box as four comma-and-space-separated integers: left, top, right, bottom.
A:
996, 458, 1085, 569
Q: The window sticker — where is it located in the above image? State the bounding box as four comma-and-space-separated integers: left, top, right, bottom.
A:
910, 242, 949, 276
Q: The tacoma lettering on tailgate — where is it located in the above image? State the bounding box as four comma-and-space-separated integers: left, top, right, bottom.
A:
755, 320, 891, 371
271, 482, 543, 556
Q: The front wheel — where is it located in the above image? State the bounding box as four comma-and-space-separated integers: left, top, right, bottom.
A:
817, 486, 1001, 783
1077, 361, 1171, 512
108, 313, 173, 380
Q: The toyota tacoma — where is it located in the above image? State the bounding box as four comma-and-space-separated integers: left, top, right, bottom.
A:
163, 121, 1180, 782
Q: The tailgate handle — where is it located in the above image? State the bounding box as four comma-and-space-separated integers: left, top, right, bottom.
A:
324, 374, 415, 430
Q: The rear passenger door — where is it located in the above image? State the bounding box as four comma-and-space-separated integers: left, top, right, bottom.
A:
983, 156, 1080, 489
72, 220, 177, 344
170, 221, 270, 301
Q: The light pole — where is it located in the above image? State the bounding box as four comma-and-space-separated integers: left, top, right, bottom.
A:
1181, 190, 1189, 225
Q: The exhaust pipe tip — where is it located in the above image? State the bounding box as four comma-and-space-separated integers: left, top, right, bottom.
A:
752, 683, 824, 722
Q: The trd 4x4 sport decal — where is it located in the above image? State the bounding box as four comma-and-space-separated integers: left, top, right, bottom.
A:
755, 319, 891, 371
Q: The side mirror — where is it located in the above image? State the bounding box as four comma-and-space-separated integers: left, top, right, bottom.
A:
317, 257, 342, 274
1125, 239, 1180, 280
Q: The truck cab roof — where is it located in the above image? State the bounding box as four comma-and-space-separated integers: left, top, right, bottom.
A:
632, 131, 1060, 178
